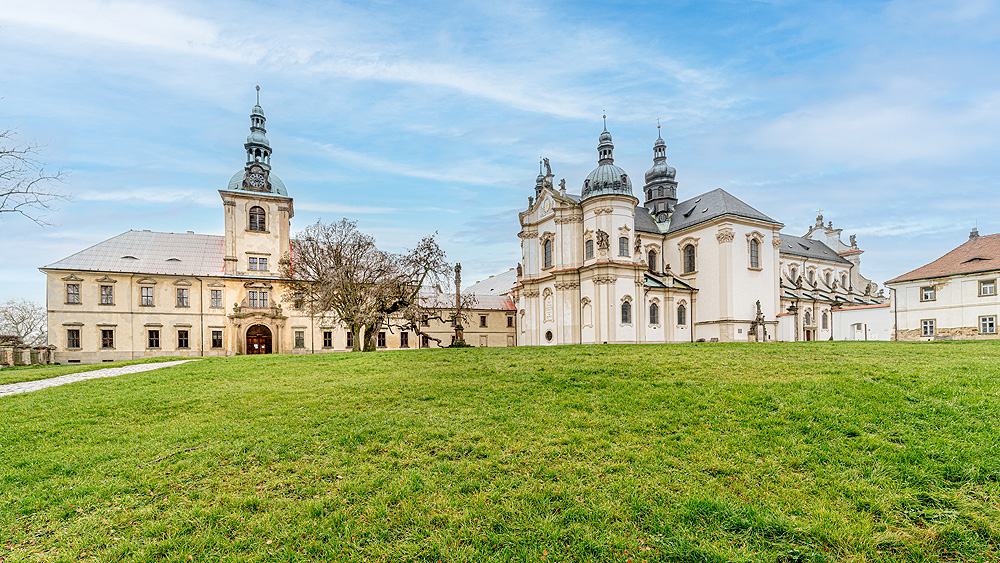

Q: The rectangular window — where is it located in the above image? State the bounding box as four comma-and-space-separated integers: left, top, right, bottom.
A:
507, 316, 514, 328
249, 291, 258, 308
100, 285, 114, 305
177, 330, 190, 349
248, 257, 258, 270
176, 288, 189, 307
921, 287, 935, 301
67, 329, 80, 349
248, 291, 268, 308
619, 237, 629, 257
294, 330, 305, 348
66, 283, 81, 304
258, 257, 267, 271
480, 315, 487, 328
147, 329, 160, 348
211, 330, 223, 349
585, 239, 594, 259
210, 289, 223, 308
346, 331, 354, 348
140, 286, 154, 306
377, 332, 386, 348
421, 334, 429, 348
400, 332, 409, 348
420, 315, 429, 327
981, 316, 996, 334
323, 331, 333, 348
294, 292, 304, 309
101, 329, 114, 349
921, 319, 935, 336
543, 239, 553, 268
981, 280, 996, 296
749, 239, 760, 269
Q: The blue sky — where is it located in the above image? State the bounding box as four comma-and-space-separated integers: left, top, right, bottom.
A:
2, 0, 999, 304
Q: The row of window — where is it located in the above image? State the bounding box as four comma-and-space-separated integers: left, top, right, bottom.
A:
315, 330, 427, 349
619, 301, 687, 326
789, 267, 849, 289
802, 310, 830, 330
921, 316, 996, 336
247, 256, 268, 271
66, 284, 226, 308
921, 280, 995, 301
65, 328, 223, 350
419, 314, 515, 328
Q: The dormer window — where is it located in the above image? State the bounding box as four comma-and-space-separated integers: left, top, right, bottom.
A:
249, 206, 266, 231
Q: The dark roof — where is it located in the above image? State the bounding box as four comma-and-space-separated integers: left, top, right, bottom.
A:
42, 230, 225, 276
666, 188, 780, 234
778, 234, 853, 266
634, 207, 662, 234
886, 233, 1000, 284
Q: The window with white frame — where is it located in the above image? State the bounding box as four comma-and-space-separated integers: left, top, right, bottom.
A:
176, 288, 189, 307
619, 237, 629, 257
585, 239, 594, 259
649, 302, 659, 325
683, 244, 696, 273
749, 238, 760, 269
980, 280, 996, 296
140, 286, 154, 306
66, 283, 81, 304
621, 300, 632, 324
543, 239, 553, 268
921, 287, 936, 301
677, 303, 687, 326
921, 319, 935, 336
980, 316, 996, 334
210, 289, 223, 308
248, 257, 268, 271
100, 285, 114, 305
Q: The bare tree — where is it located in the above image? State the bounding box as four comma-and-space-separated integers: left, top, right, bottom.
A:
1, 129, 65, 225
279, 220, 461, 351
0, 299, 47, 346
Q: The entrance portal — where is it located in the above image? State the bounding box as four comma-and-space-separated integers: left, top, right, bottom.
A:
246, 324, 273, 354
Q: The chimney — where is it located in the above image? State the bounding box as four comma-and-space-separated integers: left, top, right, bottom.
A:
970, 228, 980, 240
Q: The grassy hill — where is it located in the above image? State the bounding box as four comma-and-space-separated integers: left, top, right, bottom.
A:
2, 342, 999, 562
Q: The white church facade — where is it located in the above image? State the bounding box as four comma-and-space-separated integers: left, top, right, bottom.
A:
514, 123, 886, 344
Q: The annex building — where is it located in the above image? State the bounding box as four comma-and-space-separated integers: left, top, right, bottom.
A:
40, 93, 514, 364
886, 229, 1000, 341
514, 122, 886, 344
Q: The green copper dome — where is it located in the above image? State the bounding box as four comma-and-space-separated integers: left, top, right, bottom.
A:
227, 170, 288, 196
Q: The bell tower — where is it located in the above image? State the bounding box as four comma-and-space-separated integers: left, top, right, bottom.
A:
643, 122, 678, 223
220, 87, 293, 276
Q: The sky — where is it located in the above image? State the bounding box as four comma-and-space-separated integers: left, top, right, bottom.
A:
2, 0, 999, 304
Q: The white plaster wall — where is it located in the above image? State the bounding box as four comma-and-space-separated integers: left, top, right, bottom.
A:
892, 273, 1000, 338
833, 306, 892, 340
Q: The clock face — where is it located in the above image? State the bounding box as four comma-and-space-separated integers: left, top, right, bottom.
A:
248, 172, 267, 190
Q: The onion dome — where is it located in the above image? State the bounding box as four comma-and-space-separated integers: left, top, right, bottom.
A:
581, 117, 634, 200
644, 128, 676, 183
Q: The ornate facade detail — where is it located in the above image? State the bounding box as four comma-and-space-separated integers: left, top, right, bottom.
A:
522, 289, 540, 298
554, 282, 580, 290
716, 229, 736, 244
554, 215, 583, 224
772, 236, 783, 249
596, 230, 610, 250
540, 231, 555, 243
618, 225, 631, 235
593, 207, 615, 215
592, 275, 617, 285
519, 229, 539, 239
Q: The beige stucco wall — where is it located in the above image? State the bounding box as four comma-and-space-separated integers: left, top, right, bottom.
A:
889, 272, 1000, 341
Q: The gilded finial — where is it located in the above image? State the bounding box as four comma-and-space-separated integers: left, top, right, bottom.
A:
602, 111, 607, 131
255, 84, 260, 104
656, 116, 662, 138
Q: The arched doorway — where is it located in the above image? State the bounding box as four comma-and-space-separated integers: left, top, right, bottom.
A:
246, 324, 272, 354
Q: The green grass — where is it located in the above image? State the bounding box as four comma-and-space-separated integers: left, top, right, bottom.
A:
2, 342, 999, 562
0, 357, 191, 386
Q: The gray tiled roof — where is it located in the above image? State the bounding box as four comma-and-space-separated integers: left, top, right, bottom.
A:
42, 230, 225, 276
634, 207, 663, 234
667, 188, 780, 234
778, 234, 853, 266
464, 268, 517, 296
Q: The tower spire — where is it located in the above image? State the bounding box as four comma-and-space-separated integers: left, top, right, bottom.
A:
256, 84, 260, 105
245, 87, 272, 170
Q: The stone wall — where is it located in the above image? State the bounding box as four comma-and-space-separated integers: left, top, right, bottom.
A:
0, 344, 55, 367
895, 326, 998, 341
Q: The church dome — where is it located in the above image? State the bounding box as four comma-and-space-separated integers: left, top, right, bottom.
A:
580, 118, 633, 200
644, 161, 676, 183
581, 163, 633, 199
227, 170, 288, 196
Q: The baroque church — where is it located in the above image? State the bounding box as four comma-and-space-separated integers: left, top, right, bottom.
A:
40, 90, 514, 364
513, 121, 885, 345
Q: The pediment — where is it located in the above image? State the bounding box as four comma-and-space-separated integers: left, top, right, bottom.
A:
60, 274, 83, 282
137, 277, 157, 285
95, 275, 118, 283
173, 279, 192, 286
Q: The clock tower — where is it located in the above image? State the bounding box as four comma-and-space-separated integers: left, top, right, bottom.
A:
220, 87, 293, 276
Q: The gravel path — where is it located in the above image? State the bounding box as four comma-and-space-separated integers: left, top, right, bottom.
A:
0, 360, 197, 397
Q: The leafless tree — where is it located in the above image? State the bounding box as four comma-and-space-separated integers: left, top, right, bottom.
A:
1, 129, 65, 225
0, 299, 47, 346
280, 220, 465, 351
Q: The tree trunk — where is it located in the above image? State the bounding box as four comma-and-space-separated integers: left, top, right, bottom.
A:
363, 322, 378, 352
349, 322, 362, 351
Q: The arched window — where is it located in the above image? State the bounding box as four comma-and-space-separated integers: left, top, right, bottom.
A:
683, 244, 696, 273
647, 249, 657, 271
808, 270, 814, 284
822, 312, 829, 329
248, 206, 266, 231
791, 266, 798, 281
825, 272, 831, 286
749, 238, 760, 268
621, 301, 632, 324
619, 237, 629, 257
804, 310, 812, 325
677, 303, 687, 325
842, 274, 848, 288
649, 303, 659, 325
585, 239, 594, 259
543, 239, 552, 268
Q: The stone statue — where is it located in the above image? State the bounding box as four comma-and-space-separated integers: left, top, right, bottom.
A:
795, 276, 803, 289
559, 178, 566, 191
528, 196, 533, 206
543, 157, 552, 177
634, 236, 642, 254
596, 229, 610, 250
516, 263, 522, 277
849, 234, 857, 247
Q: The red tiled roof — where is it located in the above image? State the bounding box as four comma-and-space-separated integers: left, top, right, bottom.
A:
886, 233, 1000, 284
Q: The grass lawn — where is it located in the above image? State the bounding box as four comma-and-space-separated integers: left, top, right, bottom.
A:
0, 357, 192, 386
1, 342, 999, 562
